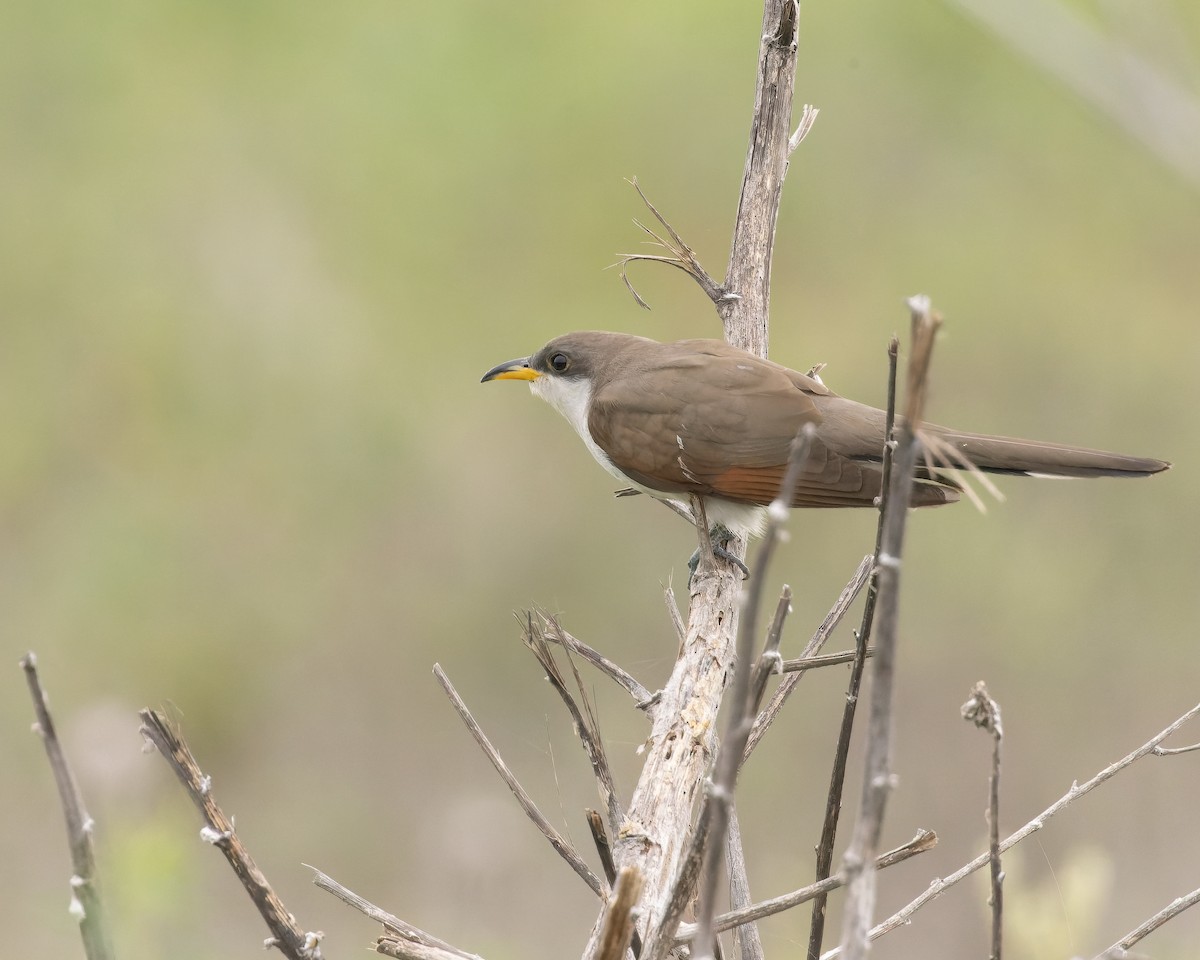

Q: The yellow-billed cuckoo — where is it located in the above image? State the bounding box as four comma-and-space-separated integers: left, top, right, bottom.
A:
481, 331, 1169, 540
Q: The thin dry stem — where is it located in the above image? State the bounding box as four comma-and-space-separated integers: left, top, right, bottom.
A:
433, 664, 604, 898
310, 865, 480, 959
1094, 885, 1200, 959
536, 613, 654, 708
525, 616, 623, 839
138, 709, 323, 959
676, 829, 937, 941
21, 653, 114, 960
837, 298, 942, 960
962, 682, 1005, 960
807, 337, 899, 960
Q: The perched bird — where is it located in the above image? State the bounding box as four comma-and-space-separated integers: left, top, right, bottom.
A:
481, 331, 1169, 540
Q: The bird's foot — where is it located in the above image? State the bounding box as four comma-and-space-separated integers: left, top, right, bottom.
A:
687, 523, 750, 586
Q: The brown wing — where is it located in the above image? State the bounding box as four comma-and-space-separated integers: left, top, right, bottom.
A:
587, 341, 957, 508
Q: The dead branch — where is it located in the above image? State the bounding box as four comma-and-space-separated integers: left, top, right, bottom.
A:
21, 653, 114, 960
432, 665, 604, 898
724, 807, 764, 960
138, 709, 323, 960
1094, 884, 1200, 959
837, 297, 942, 960
821, 698, 1200, 958
524, 616, 623, 839
596, 867, 645, 960
535, 613, 655, 708
676, 829, 937, 941
779, 648, 875, 672
309, 866, 480, 960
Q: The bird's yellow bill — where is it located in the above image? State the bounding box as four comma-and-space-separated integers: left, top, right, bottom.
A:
481, 358, 540, 383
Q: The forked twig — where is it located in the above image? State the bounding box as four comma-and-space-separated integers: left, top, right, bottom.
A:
821, 698, 1200, 958
21, 653, 115, 960
433, 664, 604, 898
138, 709, 324, 959
614, 177, 727, 310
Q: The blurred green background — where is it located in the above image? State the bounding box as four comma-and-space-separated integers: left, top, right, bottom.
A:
4, 1, 1198, 958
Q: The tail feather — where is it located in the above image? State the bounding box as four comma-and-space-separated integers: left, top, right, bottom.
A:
926, 426, 1170, 479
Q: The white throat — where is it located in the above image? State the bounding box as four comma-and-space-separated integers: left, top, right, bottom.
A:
529, 375, 766, 539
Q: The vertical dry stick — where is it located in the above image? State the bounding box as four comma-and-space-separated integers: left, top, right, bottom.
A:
838, 298, 942, 960
720, 0, 802, 357
807, 336, 899, 960
21, 653, 115, 960
584, 4, 804, 957
962, 682, 1004, 960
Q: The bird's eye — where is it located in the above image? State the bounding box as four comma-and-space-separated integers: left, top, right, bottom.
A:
549, 352, 569, 372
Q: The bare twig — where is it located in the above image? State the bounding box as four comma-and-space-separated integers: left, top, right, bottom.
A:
724, 806, 764, 960
838, 298, 941, 960
962, 682, 1005, 960
807, 336, 899, 960
596, 867, 645, 960
663, 581, 687, 650
1152, 741, 1200, 756
525, 616, 623, 838
138, 708, 323, 959
310, 865, 479, 959
822, 698, 1200, 958
536, 613, 654, 708
1094, 885, 1200, 959
433, 665, 604, 898
780, 648, 875, 672
587, 810, 619, 887
615, 178, 726, 310
744, 554, 873, 763
676, 829, 937, 941
375, 938, 484, 960
690, 426, 814, 960
21, 653, 114, 960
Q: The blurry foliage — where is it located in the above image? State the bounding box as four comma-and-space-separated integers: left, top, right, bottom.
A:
3, 1, 1198, 959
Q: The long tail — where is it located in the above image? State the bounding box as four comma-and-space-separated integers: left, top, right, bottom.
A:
926, 426, 1170, 478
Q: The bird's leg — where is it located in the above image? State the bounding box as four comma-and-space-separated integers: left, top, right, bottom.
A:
687, 519, 751, 585
709, 522, 751, 580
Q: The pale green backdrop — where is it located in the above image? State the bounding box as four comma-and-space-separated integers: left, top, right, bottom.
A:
3, 2, 1198, 959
